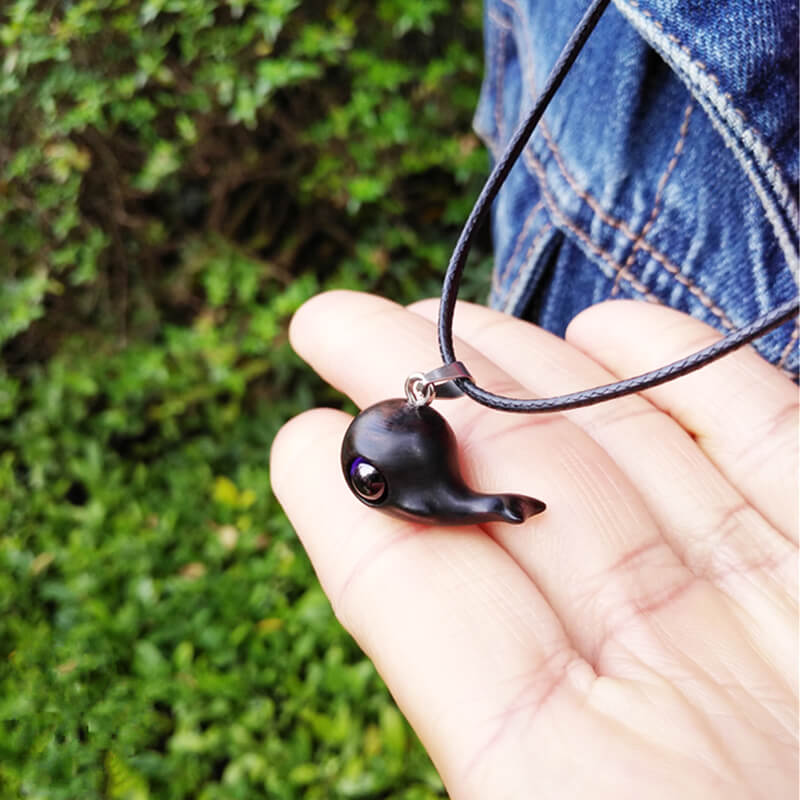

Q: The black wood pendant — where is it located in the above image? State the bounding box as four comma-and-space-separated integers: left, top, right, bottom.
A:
341, 398, 546, 526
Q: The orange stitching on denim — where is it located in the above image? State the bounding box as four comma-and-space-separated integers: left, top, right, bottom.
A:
522, 148, 660, 302
625, 3, 761, 123
488, 0, 640, 298
492, 199, 544, 295
505, 221, 554, 304
496, 0, 735, 328
621, 0, 800, 200
611, 100, 694, 296
537, 123, 735, 327
776, 323, 798, 369
623, 0, 799, 283
667, 30, 722, 86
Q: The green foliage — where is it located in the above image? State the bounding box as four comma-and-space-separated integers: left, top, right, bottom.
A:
0, 0, 491, 796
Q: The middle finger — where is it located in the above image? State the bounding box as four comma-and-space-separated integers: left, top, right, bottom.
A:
409, 298, 797, 683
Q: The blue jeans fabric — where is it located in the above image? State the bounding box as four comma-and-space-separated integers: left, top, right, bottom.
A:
476, 0, 799, 377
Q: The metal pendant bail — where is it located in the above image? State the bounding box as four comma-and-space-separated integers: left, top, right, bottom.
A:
404, 361, 472, 407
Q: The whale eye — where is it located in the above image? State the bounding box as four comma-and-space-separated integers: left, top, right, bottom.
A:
349, 458, 386, 503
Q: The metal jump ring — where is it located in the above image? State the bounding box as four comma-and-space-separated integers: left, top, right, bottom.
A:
404, 373, 435, 407
404, 362, 472, 407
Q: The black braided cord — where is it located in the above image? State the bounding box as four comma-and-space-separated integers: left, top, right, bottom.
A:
437, 0, 799, 414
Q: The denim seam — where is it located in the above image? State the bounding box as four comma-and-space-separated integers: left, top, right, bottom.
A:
493, 17, 508, 146
536, 125, 735, 329
536, 112, 737, 328
776, 324, 799, 370
614, 0, 800, 285
491, 199, 545, 300
522, 148, 660, 303
611, 100, 695, 297
494, 0, 735, 329
688, 91, 800, 293
502, 221, 555, 313
483, 7, 657, 306
620, 0, 797, 218
472, 9, 504, 152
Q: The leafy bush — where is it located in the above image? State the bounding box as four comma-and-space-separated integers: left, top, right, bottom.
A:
0, 0, 491, 797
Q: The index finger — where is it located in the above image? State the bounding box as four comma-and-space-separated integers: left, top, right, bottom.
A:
270, 407, 594, 798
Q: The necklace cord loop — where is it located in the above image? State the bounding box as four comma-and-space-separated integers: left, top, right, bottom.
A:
436, 0, 799, 414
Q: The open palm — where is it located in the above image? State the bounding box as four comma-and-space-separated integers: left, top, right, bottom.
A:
271, 291, 798, 799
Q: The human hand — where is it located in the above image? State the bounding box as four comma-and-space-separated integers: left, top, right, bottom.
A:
271, 290, 798, 799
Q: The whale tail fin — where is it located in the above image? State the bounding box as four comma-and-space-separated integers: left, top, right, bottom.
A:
494, 493, 546, 524
386, 482, 546, 527
445, 490, 545, 525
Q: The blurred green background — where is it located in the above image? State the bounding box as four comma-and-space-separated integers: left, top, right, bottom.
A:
0, 0, 494, 796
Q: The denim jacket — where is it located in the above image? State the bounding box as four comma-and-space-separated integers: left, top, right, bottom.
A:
476, 0, 799, 377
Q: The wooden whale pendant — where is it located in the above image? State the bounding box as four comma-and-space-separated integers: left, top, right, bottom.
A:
341, 399, 546, 526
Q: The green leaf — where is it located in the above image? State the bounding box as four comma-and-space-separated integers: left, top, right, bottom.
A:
134, 140, 181, 191
380, 705, 408, 755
